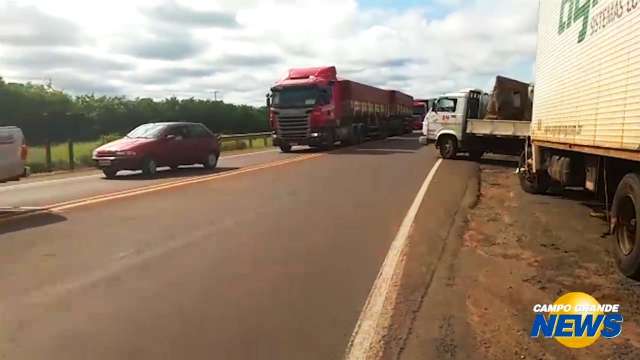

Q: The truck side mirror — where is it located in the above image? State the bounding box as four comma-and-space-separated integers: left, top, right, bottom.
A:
266, 94, 271, 108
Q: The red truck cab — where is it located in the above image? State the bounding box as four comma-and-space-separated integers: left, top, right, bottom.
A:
412, 100, 428, 131
269, 66, 414, 153
269, 67, 340, 152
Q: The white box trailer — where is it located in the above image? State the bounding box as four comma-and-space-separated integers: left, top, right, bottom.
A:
520, 0, 640, 278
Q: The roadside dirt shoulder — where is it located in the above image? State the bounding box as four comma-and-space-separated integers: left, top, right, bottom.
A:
400, 158, 640, 360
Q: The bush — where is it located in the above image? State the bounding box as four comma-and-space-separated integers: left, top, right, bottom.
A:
100, 133, 122, 145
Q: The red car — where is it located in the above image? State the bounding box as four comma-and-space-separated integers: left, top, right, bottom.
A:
93, 122, 220, 178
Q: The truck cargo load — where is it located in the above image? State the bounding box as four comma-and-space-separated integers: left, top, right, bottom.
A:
485, 76, 532, 122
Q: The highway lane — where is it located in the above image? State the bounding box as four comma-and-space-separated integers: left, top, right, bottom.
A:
0, 135, 477, 359
0, 149, 294, 209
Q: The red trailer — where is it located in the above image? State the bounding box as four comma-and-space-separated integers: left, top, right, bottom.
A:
268, 66, 413, 152
388, 90, 414, 135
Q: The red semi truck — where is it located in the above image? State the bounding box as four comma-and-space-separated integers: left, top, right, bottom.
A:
268, 66, 413, 152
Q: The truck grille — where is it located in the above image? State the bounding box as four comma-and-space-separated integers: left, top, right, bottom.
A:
275, 109, 310, 140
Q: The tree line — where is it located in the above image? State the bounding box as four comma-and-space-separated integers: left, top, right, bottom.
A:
0, 77, 269, 145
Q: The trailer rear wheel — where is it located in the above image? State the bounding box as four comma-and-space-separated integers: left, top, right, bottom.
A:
518, 152, 550, 194
612, 173, 640, 279
438, 136, 457, 159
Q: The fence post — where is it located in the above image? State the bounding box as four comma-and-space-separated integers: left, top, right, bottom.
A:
45, 140, 52, 172
249, 138, 254, 148
68, 140, 75, 170
264, 136, 268, 147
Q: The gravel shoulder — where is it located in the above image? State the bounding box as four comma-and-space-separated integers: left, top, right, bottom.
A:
399, 156, 640, 360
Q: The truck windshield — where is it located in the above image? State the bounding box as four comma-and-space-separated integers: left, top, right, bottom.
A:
413, 105, 426, 117
435, 98, 457, 113
272, 87, 321, 108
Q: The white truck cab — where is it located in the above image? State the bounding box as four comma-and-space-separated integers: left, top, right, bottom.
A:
0, 126, 29, 183
419, 84, 531, 159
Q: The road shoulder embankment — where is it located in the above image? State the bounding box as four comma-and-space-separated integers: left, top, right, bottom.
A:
398, 157, 640, 360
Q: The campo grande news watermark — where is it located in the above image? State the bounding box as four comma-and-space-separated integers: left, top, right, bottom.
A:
530, 292, 623, 348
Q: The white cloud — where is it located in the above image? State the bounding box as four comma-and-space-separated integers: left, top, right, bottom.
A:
0, 0, 538, 105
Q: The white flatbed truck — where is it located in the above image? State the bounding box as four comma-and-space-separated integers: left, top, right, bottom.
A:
419, 85, 531, 159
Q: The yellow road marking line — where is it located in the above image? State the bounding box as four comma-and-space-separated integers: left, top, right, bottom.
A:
0, 154, 323, 221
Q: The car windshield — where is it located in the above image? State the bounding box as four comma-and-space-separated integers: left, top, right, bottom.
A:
272, 87, 319, 108
126, 124, 167, 139
413, 105, 426, 117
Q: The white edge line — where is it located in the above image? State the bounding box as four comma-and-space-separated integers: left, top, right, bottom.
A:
345, 158, 443, 360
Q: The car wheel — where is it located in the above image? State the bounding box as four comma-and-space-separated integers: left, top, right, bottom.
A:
103, 168, 118, 179
203, 153, 219, 170
612, 173, 640, 279
280, 144, 292, 153
142, 158, 158, 177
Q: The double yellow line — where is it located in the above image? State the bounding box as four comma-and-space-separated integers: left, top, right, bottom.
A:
0, 153, 323, 222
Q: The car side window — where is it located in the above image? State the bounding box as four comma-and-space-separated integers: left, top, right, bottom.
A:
189, 124, 211, 138
165, 126, 188, 139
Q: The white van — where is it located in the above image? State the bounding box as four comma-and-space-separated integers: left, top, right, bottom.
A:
0, 126, 28, 183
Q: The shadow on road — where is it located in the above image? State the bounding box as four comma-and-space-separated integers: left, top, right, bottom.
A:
476, 157, 519, 168
102, 167, 240, 181
0, 212, 67, 236
331, 134, 423, 156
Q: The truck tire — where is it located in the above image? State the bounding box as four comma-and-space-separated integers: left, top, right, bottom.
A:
438, 136, 457, 159
353, 126, 363, 145
279, 144, 292, 153
469, 150, 484, 161
322, 132, 335, 150
518, 152, 550, 194
611, 173, 640, 279
357, 125, 366, 144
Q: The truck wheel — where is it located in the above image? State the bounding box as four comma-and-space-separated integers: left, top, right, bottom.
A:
612, 173, 640, 279
518, 152, 550, 194
322, 132, 335, 150
279, 144, 292, 153
142, 158, 158, 177
438, 136, 457, 159
356, 126, 366, 144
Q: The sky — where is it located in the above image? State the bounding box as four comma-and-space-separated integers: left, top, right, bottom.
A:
0, 0, 539, 106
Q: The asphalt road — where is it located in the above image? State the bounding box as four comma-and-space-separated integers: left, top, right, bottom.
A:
0, 149, 295, 209
0, 135, 477, 359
